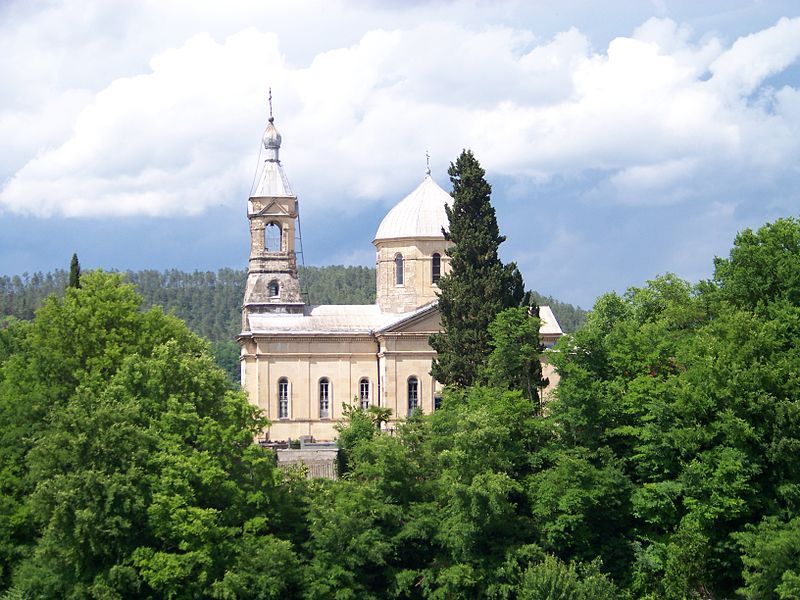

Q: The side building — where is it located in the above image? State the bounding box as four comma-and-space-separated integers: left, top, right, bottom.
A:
238, 113, 562, 441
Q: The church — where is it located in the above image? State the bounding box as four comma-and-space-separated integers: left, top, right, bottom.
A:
238, 111, 562, 441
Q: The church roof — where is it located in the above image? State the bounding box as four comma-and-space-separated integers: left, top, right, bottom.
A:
373, 174, 452, 242
247, 302, 437, 335
246, 302, 563, 337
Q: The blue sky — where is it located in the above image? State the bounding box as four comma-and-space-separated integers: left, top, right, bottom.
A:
1, 1, 799, 308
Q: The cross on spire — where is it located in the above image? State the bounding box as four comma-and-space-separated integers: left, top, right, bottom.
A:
425, 151, 431, 176
268, 87, 274, 122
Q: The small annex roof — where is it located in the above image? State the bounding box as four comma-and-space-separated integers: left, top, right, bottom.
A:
373, 174, 452, 242
538, 305, 563, 336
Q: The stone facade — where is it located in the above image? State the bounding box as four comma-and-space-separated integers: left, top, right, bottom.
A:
375, 238, 451, 313
242, 195, 304, 328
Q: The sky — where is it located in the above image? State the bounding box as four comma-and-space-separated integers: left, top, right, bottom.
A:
1, 0, 799, 309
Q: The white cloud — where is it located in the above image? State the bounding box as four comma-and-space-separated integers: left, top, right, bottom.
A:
709, 16, 800, 98
0, 3, 799, 218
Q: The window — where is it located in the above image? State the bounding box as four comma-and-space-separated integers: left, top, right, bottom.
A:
264, 222, 281, 252
395, 254, 404, 285
268, 280, 279, 298
359, 378, 370, 410
432, 253, 441, 284
407, 376, 419, 416
319, 378, 331, 419
278, 378, 289, 419
434, 394, 442, 411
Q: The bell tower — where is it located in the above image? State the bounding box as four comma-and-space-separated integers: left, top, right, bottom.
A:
242, 96, 304, 331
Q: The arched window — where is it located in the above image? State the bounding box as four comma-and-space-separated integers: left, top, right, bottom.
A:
407, 376, 419, 416
395, 254, 404, 285
268, 280, 279, 298
278, 378, 289, 419
319, 378, 331, 419
359, 378, 370, 410
264, 222, 281, 252
432, 253, 441, 284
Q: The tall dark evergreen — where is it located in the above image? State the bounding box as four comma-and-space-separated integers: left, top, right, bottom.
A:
68, 253, 80, 289
430, 149, 524, 388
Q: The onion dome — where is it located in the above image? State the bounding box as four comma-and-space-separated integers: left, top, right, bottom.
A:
252, 115, 293, 198
263, 117, 281, 150
374, 173, 452, 242
262, 116, 282, 161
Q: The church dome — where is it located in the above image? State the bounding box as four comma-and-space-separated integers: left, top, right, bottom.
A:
263, 118, 282, 150
374, 174, 452, 242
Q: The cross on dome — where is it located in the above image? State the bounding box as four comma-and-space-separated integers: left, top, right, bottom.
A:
262, 87, 282, 160
268, 87, 274, 123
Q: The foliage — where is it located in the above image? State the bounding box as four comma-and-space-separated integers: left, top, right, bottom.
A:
211, 339, 241, 384
430, 150, 525, 388
2, 211, 798, 597
0, 266, 375, 343
68, 253, 80, 289
518, 555, 622, 600
335, 400, 379, 476
736, 516, 800, 600
528, 290, 588, 334
714, 217, 800, 311
547, 218, 800, 598
0, 265, 378, 383
0, 271, 299, 597
487, 306, 548, 411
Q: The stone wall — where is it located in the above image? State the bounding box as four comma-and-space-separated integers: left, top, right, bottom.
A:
276, 449, 338, 480
375, 238, 452, 313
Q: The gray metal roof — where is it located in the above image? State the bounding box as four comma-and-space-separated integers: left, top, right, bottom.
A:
247, 302, 435, 335
252, 116, 294, 198
373, 174, 452, 242
247, 302, 563, 337
253, 160, 293, 197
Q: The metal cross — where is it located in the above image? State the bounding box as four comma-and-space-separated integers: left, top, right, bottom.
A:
268, 87, 273, 121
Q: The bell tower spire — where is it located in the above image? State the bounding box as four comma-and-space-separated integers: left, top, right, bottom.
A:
241, 94, 305, 332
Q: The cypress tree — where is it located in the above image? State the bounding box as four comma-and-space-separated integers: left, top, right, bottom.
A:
68, 253, 81, 289
430, 150, 525, 388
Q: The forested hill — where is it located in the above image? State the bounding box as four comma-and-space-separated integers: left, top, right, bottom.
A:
0, 265, 587, 339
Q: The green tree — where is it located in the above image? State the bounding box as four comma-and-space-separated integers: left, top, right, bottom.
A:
486, 306, 549, 412
714, 217, 800, 311
736, 516, 800, 600
335, 400, 378, 476
68, 253, 81, 289
519, 555, 622, 600
430, 150, 524, 388
0, 272, 300, 598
